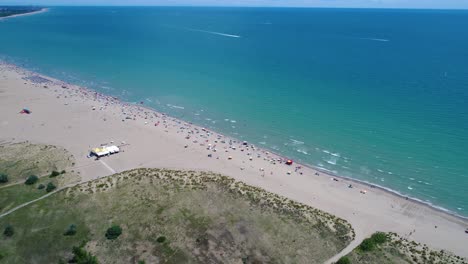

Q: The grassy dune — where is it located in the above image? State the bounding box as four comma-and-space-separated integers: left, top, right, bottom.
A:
0, 142, 74, 184
0, 168, 354, 264
339, 232, 467, 264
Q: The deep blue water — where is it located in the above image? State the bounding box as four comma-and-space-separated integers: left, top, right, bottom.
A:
1, 7, 467, 216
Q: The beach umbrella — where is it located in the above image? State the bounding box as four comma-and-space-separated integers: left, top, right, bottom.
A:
20, 108, 31, 114
286, 160, 293, 165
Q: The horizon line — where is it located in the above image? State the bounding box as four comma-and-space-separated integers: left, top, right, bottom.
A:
2, 5, 468, 11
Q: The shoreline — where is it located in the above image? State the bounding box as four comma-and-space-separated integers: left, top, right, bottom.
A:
2, 60, 468, 221
1, 61, 468, 260
0, 8, 48, 20
93, 85, 468, 222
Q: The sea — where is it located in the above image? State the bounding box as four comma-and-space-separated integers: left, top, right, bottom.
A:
1, 7, 467, 217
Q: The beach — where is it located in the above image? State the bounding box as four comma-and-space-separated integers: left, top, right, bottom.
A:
1, 62, 467, 261
0, 8, 48, 20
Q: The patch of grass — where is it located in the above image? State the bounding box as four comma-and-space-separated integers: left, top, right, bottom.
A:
0, 177, 56, 214
0, 142, 74, 183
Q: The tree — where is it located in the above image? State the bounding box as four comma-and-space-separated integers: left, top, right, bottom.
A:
370, 232, 388, 244
336, 256, 351, 264
70, 246, 99, 264
50, 171, 60, 177
105, 225, 122, 240
156, 236, 166, 243
37, 184, 45, 190
25, 175, 38, 185
359, 238, 375, 252
3, 225, 14, 237
0, 174, 8, 184
64, 224, 77, 236
46, 182, 57, 192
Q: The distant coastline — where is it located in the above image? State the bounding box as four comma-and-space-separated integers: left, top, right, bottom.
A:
0, 7, 48, 20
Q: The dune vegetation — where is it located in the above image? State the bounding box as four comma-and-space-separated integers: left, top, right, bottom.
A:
0, 143, 354, 263
338, 232, 467, 264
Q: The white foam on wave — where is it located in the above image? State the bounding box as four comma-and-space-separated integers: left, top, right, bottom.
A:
326, 157, 337, 165
290, 139, 304, 145
167, 104, 185, 110
361, 37, 390, 42
296, 149, 308, 155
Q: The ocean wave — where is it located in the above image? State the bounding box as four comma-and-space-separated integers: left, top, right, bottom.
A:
290, 139, 304, 145
361, 37, 390, 42
167, 104, 184, 110
296, 149, 308, 155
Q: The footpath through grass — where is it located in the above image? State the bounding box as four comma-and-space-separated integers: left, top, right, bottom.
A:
0, 168, 354, 264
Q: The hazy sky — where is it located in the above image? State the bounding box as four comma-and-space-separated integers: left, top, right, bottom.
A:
3, 0, 468, 9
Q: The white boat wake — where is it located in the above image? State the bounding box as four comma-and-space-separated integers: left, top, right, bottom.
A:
185, 28, 241, 38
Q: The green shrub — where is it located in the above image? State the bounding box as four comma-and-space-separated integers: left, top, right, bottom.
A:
359, 238, 375, 252
156, 236, 166, 243
37, 184, 45, 190
71, 246, 99, 264
371, 232, 388, 244
46, 182, 57, 192
105, 225, 122, 240
25, 175, 38, 185
64, 224, 77, 236
61, 170, 66, 174
0, 174, 8, 183
50, 171, 60, 177
3, 225, 14, 237
336, 256, 351, 264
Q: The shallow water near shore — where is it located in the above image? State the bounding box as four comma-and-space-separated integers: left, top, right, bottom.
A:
1, 7, 467, 216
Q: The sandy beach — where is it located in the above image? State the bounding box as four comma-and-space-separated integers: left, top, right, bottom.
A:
0, 62, 467, 261
0, 8, 48, 21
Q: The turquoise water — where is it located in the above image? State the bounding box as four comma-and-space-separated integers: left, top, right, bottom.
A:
1, 7, 467, 216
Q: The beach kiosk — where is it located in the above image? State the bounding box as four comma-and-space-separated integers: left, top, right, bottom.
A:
91, 145, 120, 157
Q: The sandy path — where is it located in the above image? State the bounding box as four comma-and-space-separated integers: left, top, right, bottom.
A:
1, 63, 467, 259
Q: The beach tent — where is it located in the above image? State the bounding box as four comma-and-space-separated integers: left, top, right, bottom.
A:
91, 145, 120, 157
91, 147, 110, 157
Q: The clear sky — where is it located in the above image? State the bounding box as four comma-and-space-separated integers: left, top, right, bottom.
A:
3, 0, 468, 9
